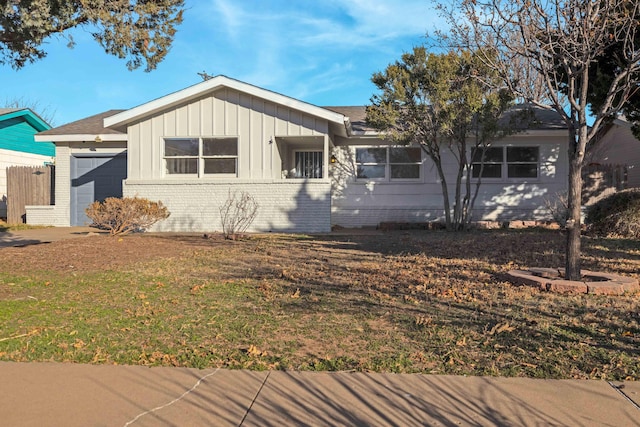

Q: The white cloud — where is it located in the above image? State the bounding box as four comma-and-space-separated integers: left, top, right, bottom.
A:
147, 1, 441, 111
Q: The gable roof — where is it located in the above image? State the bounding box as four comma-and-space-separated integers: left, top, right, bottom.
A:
104, 75, 348, 130
0, 108, 54, 156
35, 110, 126, 142
0, 108, 50, 132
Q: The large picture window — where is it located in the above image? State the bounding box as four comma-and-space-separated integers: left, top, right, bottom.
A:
356, 146, 421, 181
165, 137, 238, 176
472, 146, 539, 179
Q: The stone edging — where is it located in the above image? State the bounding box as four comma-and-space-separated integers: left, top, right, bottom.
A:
506, 268, 639, 295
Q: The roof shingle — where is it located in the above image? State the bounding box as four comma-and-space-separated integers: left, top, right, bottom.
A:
38, 109, 126, 136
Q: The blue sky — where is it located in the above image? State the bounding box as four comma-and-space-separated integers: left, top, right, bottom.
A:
1, 0, 439, 127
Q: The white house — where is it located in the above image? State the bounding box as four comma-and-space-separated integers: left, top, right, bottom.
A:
31, 76, 568, 232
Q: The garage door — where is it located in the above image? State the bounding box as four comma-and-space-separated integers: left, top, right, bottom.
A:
70, 154, 127, 226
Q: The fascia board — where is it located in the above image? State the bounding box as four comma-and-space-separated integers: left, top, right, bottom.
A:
34, 134, 127, 142
1, 109, 51, 131
104, 75, 346, 128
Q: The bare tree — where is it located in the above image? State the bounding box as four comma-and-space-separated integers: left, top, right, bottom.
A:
219, 190, 259, 240
3, 97, 57, 126
438, 0, 640, 279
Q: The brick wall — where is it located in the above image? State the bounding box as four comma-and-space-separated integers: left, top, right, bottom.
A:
123, 179, 331, 233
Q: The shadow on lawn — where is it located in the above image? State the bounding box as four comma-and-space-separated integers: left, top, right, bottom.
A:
154, 230, 640, 377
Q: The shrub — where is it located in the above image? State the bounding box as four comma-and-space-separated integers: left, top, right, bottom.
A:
85, 197, 170, 235
219, 190, 258, 240
586, 188, 640, 238
544, 191, 568, 228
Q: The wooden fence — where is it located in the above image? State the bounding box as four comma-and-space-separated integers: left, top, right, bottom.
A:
6, 165, 55, 224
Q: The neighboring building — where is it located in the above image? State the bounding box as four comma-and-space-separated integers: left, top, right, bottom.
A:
0, 108, 54, 219
587, 118, 640, 188
31, 76, 568, 232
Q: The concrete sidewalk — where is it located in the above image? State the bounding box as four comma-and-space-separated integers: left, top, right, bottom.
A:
0, 227, 100, 248
0, 362, 638, 426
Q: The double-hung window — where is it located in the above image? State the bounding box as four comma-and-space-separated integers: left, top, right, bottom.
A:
355, 146, 422, 181
472, 146, 539, 179
165, 137, 238, 176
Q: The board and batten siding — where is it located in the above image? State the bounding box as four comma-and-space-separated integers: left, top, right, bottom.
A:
126, 88, 331, 181
331, 133, 568, 227
123, 87, 333, 233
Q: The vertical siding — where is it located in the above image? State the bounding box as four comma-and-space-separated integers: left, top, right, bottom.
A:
201, 97, 213, 135
127, 87, 330, 181
128, 125, 141, 179
263, 103, 277, 178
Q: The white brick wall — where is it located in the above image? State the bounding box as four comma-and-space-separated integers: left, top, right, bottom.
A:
123, 179, 331, 233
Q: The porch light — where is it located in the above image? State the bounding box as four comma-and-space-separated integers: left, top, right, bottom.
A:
330, 154, 337, 163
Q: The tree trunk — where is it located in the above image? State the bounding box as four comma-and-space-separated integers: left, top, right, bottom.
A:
565, 159, 582, 280
435, 161, 452, 230
565, 125, 586, 281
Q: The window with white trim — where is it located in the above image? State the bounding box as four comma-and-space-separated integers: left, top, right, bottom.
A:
472, 146, 539, 179
164, 137, 238, 176
355, 146, 422, 181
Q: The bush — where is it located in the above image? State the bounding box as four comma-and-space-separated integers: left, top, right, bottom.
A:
586, 188, 640, 238
85, 197, 170, 235
219, 190, 258, 240
544, 191, 568, 228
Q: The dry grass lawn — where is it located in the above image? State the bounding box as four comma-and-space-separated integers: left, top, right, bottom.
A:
0, 229, 638, 380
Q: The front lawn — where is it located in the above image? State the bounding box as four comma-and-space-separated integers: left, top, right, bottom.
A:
0, 230, 638, 380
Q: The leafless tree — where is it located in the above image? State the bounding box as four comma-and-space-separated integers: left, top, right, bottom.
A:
219, 190, 259, 240
438, 0, 640, 279
3, 97, 57, 126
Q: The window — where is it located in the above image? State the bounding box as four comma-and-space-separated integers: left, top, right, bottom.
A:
472, 146, 539, 179
472, 147, 503, 178
507, 147, 538, 178
294, 151, 323, 178
165, 137, 238, 176
356, 146, 421, 181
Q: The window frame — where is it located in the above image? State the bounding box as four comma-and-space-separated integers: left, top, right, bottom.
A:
471, 145, 540, 181
164, 136, 238, 177
293, 150, 324, 179
355, 146, 422, 182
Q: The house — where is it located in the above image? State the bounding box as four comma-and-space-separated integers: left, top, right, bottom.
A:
586, 117, 640, 187
30, 76, 568, 232
0, 108, 54, 219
